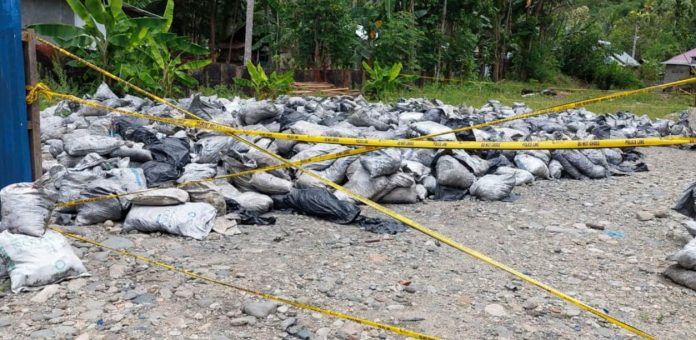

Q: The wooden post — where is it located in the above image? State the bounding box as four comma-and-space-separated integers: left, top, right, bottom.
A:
22, 30, 42, 179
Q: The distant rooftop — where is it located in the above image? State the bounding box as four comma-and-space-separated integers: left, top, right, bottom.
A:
663, 47, 696, 65
610, 52, 640, 67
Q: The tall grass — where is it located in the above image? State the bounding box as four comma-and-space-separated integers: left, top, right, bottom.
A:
387, 81, 694, 119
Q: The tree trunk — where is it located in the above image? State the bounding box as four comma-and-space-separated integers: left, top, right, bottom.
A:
209, 0, 217, 62
492, 10, 501, 81
631, 21, 639, 59
243, 0, 255, 64
435, 0, 447, 81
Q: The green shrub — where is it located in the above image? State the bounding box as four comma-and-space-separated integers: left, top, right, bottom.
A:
596, 63, 641, 90
362, 61, 418, 99
235, 62, 294, 99
31, 0, 210, 97
198, 84, 243, 98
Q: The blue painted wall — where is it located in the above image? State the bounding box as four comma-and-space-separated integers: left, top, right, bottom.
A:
0, 0, 32, 188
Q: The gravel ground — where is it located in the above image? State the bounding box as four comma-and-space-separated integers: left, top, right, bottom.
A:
2, 147, 695, 340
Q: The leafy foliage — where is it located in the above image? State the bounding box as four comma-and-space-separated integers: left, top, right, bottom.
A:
32, 0, 209, 96
362, 61, 418, 99
49, 0, 696, 92
38, 57, 84, 110
235, 61, 294, 99
371, 11, 425, 71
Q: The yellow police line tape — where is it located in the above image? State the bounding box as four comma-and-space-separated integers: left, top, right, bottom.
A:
27, 85, 696, 151
36, 36, 656, 338
47, 226, 441, 340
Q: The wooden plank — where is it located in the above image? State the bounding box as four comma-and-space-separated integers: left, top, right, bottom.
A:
23, 30, 42, 179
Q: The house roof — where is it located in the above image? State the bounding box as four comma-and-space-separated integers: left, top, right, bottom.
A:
663, 47, 696, 65
610, 52, 640, 67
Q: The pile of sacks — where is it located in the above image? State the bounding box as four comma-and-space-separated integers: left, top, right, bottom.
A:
35, 84, 694, 212
15, 84, 696, 228
0, 181, 88, 293
2, 84, 693, 292
665, 181, 696, 290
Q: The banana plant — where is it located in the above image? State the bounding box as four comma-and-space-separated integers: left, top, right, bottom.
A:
235, 61, 294, 99
138, 34, 211, 97
362, 61, 417, 99
32, 0, 172, 70
31, 0, 210, 96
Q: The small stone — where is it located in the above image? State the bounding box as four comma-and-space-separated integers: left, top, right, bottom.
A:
586, 222, 606, 230
277, 305, 289, 314
636, 211, 654, 221
30, 329, 55, 339
103, 220, 114, 228
572, 223, 586, 229
212, 217, 242, 236
280, 317, 296, 330
31, 285, 60, 303
230, 316, 256, 326
403, 285, 417, 294
484, 303, 507, 317
159, 288, 172, 299
457, 295, 471, 306
121, 290, 138, 300
654, 210, 669, 218
295, 328, 313, 340
109, 264, 128, 279
67, 278, 87, 291
242, 301, 278, 318
564, 307, 581, 317
52, 325, 77, 337
316, 327, 331, 338
317, 277, 336, 294
132, 293, 156, 305
337, 322, 362, 340
174, 288, 193, 299
75, 334, 90, 340
101, 236, 134, 249
92, 252, 109, 262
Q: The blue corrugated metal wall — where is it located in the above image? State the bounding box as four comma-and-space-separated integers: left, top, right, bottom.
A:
0, 0, 32, 188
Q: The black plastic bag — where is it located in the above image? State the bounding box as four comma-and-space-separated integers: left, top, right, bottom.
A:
613, 162, 648, 173
226, 199, 276, 225
112, 116, 158, 145
356, 216, 407, 234
432, 185, 468, 201
113, 116, 147, 139
674, 181, 696, 219
238, 210, 276, 225
188, 95, 218, 120
590, 124, 611, 139
276, 188, 361, 224
141, 161, 180, 186
146, 137, 191, 169
131, 127, 159, 145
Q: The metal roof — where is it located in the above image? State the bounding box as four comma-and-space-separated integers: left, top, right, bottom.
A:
610, 52, 640, 67
663, 47, 696, 65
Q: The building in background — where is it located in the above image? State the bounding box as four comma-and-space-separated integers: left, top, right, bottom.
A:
662, 48, 696, 83
21, 0, 77, 27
